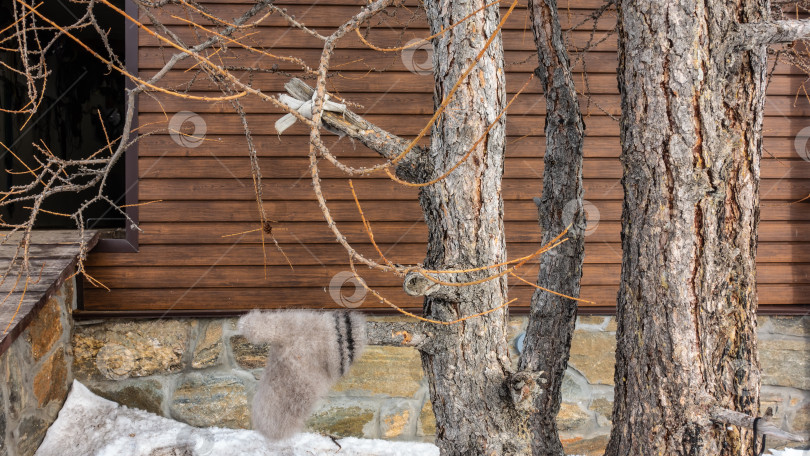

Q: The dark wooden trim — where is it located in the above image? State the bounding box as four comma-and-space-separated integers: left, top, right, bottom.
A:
72, 304, 810, 320
95, 0, 139, 254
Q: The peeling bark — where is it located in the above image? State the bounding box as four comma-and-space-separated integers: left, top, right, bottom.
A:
516, 0, 586, 455
607, 0, 766, 454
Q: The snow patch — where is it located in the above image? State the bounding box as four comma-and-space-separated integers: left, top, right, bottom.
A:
35, 380, 439, 456
768, 450, 810, 456
33, 381, 809, 456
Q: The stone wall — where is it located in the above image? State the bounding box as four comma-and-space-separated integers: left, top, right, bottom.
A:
0, 279, 76, 456
71, 314, 810, 455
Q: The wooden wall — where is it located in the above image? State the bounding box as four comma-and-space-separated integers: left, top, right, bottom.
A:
83, 0, 810, 314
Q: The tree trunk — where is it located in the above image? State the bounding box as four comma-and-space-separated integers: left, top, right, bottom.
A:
416, 0, 529, 454
607, 0, 767, 453
517, 0, 586, 454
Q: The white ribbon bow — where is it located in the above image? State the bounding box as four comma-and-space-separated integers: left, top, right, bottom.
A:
275, 92, 347, 134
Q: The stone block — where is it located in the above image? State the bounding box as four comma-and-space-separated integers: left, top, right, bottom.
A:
25, 295, 62, 362
192, 323, 223, 369
557, 402, 592, 432
229, 336, 270, 369
561, 435, 609, 456
92, 380, 164, 415
33, 348, 67, 407
417, 400, 436, 437
577, 316, 610, 329
3, 345, 28, 421
73, 320, 191, 380
589, 397, 613, 426
380, 400, 412, 438
14, 415, 48, 456
791, 402, 810, 434
561, 369, 591, 401
760, 338, 810, 390
170, 375, 249, 429
0, 380, 6, 453
305, 405, 375, 438
764, 316, 810, 338
569, 330, 616, 385
332, 346, 423, 398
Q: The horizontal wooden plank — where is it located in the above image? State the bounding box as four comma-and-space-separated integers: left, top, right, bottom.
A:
139, 4, 616, 31
137, 47, 617, 74
136, 70, 809, 96
134, 134, 615, 158
133, 198, 595, 222
0, 244, 91, 261
133, 199, 565, 222
0, 261, 77, 293
86, 243, 615, 267
78, 283, 810, 310
136, 178, 620, 203
127, 220, 810, 244
137, 89, 623, 116
140, 28, 618, 52
0, 230, 99, 246
139, 45, 806, 79
183, 0, 615, 8
135, 112, 597, 137
85, 241, 810, 267
137, 111, 810, 138
83, 262, 810, 290
132, 135, 809, 159
138, 157, 810, 180
137, 90, 810, 117
91, 198, 810, 224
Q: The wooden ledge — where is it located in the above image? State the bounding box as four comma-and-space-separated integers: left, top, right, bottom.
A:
0, 230, 100, 356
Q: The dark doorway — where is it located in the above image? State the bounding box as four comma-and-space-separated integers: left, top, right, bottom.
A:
0, 0, 127, 231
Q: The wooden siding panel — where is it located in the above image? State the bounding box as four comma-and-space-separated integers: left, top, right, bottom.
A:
84, 0, 810, 313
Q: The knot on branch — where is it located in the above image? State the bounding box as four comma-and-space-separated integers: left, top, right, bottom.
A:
275, 89, 347, 134
402, 270, 441, 297
507, 371, 546, 412
366, 320, 429, 347
507, 371, 547, 412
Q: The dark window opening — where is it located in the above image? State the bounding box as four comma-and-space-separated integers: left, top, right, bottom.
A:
0, 0, 128, 234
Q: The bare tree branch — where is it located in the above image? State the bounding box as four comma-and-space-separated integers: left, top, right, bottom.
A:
285, 78, 428, 182
710, 407, 808, 442
734, 19, 810, 50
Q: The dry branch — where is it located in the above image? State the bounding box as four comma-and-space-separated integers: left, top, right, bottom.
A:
735, 19, 810, 49
710, 407, 808, 442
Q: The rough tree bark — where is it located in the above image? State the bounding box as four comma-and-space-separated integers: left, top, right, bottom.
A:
413, 0, 528, 453
516, 0, 586, 455
607, 2, 810, 454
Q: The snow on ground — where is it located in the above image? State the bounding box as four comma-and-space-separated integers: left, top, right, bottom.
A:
35, 381, 439, 456
35, 381, 809, 456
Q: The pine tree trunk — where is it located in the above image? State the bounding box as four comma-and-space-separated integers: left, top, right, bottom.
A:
607, 0, 766, 453
517, 0, 585, 454
416, 0, 529, 454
